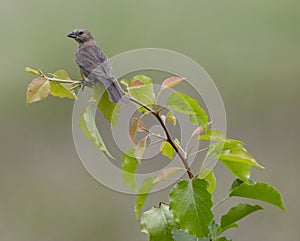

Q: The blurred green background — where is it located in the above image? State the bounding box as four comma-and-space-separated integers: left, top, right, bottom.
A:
0, 0, 299, 240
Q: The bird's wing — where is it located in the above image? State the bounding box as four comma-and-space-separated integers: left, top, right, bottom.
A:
75, 44, 114, 80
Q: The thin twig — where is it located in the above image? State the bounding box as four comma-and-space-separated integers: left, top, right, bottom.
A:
185, 121, 213, 154
147, 139, 165, 148
68, 84, 81, 92
186, 139, 200, 158
155, 89, 163, 105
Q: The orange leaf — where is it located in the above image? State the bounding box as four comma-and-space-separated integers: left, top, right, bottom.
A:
128, 79, 145, 90
26, 77, 50, 104
161, 76, 185, 90
191, 121, 213, 137
192, 126, 204, 137
153, 167, 184, 183
137, 119, 146, 132
135, 137, 147, 164
129, 117, 139, 143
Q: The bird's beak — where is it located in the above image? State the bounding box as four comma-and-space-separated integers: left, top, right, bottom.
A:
67, 32, 77, 39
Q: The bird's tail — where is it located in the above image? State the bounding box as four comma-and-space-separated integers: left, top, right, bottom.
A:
104, 79, 129, 103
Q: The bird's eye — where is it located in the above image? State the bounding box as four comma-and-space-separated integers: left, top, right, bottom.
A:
79, 31, 84, 35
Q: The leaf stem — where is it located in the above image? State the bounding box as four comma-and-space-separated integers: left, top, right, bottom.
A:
188, 147, 208, 158
47, 77, 82, 84
129, 96, 194, 178
212, 195, 230, 211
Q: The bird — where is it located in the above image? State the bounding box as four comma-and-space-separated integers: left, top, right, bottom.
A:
67, 29, 128, 103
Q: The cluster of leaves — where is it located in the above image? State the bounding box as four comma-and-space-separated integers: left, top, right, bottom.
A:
25, 67, 116, 157
25, 68, 284, 241
25, 67, 80, 103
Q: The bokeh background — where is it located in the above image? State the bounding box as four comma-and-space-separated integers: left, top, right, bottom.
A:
0, 0, 299, 240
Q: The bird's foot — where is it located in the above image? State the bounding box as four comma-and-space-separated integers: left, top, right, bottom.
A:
80, 79, 93, 91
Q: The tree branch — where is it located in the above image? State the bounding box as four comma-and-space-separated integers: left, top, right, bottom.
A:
129, 96, 194, 179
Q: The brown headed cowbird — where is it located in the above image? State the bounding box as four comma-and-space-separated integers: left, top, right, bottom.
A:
67, 29, 127, 103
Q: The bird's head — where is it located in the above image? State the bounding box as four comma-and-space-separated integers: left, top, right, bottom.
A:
67, 29, 93, 44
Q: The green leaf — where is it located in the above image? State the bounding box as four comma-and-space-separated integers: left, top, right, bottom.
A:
127, 75, 155, 110
169, 179, 213, 238
223, 139, 244, 150
220, 203, 263, 234
167, 92, 208, 129
26, 77, 50, 104
140, 204, 178, 241
161, 76, 185, 91
97, 90, 120, 127
229, 179, 256, 191
219, 148, 264, 182
135, 177, 156, 219
189, 113, 208, 128
219, 149, 264, 168
93, 81, 120, 127
79, 102, 113, 158
52, 70, 78, 98
53, 69, 69, 80
230, 179, 244, 191
221, 160, 252, 183
153, 167, 184, 184
207, 142, 225, 158
200, 131, 244, 157
49, 82, 77, 99
197, 169, 216, 193
218, 223, 239, 235
198, 129, 226, 141
120, 78, 130, 86
172, 229, 209, 241
135, 137, 147, 164
205, 138, 244, 161
160, 141, 175, 160
208, 220, 219, 241
167, 92, 196, 114
122, 147, 138, 191
199, 129, 244, 154
230, 182, 285, 211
